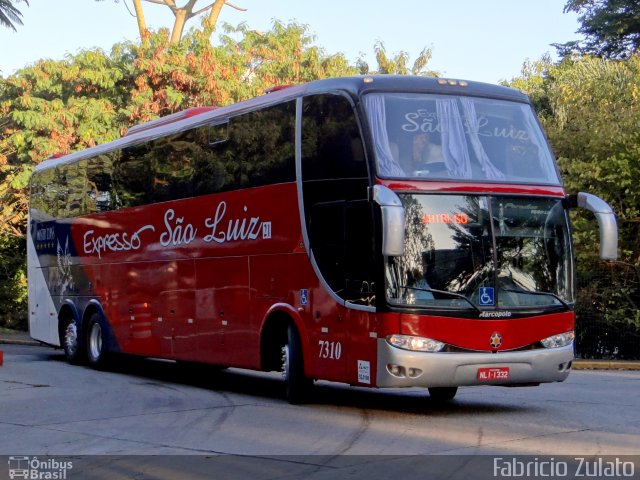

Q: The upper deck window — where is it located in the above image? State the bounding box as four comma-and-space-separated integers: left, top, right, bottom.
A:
363, 93, 560, 185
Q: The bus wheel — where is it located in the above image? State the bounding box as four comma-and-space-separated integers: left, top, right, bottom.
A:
281, 325, 312, 404
428, 387, 458, 402
62, 318, 83, 364
86, 314, 108, 370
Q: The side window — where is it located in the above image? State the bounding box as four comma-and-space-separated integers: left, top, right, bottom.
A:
301, 93, 375, 306
114, 143, 154, 208
30, 168, 57, 218
194, 101, 296, 195
193, 122, 228, 195
37, 101, 297, 215
150, 131, 196, 203
55, 164, 76, 218
302, 94, 367, 181
71, 161, 91, 215
85, 154, 116, 212
236, 102, 296, 188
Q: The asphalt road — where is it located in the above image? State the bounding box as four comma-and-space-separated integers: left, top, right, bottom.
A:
1, 343, 639, 479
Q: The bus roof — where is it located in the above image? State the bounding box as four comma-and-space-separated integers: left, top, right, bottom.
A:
124, 106, 217, 136
34, 75, 530, 173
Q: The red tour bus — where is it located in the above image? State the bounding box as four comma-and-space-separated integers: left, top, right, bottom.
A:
27, 76, 618, 402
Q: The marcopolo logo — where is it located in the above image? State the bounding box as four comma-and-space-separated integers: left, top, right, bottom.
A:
8, 457, 73, 479
479, 311, 512, 319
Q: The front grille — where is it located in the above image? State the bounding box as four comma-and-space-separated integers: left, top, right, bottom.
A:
443, 342, 543, 353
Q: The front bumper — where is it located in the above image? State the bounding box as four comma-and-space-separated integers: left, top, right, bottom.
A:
376, 339, 574, 388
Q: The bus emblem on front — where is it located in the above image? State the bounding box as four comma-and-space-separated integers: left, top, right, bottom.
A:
490, 332, 503, 349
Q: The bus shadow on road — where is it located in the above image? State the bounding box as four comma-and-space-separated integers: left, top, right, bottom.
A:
54, 351, 536, 416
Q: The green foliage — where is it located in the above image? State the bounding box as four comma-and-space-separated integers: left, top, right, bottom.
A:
545, 56, 640, 267
0, 21, 357, 235
0, 20, 366, 328
508, 53, 640, 358
358, 41, 440, 76
556, 0, 640, 59
0, 234, 26, 329
574, 262, 640, 359
504, 54, 554, 115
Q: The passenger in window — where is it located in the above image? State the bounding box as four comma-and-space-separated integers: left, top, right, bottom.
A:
407, 274, 435, 303
407, 252, 435, 303
412, 132, 447, 177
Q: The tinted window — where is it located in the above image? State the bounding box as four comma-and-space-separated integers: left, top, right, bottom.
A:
85, 154, 117, 212
364, 93, 559, 184
224, 102, 296, 189
31, 101, 296, 218
385, 194, 573, 310
301, 93, 375, 305
302, 94, 367, 181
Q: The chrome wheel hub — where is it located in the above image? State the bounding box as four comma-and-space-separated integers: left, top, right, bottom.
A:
64, 322, 78, 356
281, 345, 290, 380
89, 322, 102, 360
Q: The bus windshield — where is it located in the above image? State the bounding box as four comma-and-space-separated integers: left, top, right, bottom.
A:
363, 93, 560, 184
385, 194, 574, 310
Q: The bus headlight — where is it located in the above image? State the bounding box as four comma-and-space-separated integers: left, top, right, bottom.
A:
387, 334, 445, 352
541, 331, 575, 349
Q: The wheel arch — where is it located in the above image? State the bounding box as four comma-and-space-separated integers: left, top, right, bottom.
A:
82, 300, 120, 354
259, 303, 307, 373
57, 300, 81, 347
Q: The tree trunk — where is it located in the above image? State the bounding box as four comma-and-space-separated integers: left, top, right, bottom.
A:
170, 9, 187, 44
132, 0, 149, 46
205, 0, 226, 31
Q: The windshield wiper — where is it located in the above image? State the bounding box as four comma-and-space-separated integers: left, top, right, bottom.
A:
400, 286, 481, 313
501, 288, 570, 308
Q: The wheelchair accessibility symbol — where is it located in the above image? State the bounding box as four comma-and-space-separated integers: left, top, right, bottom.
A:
479, 287, 495, 306
300, 289, 309, 306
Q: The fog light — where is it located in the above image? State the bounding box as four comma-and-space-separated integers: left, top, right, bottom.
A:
407, 367, 423, 378
387, 334, 445, 352
558, 361, 573, 372
387, 364, 406, 378
541, 331, 575, 349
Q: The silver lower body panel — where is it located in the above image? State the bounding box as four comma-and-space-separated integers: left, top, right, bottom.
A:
376, 339, 573, 388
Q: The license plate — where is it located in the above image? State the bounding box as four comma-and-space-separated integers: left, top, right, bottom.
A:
477, 367, 510, 381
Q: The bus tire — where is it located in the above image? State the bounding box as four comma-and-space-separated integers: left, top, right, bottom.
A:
282, 324, 312, 404
428, 386, 458, 402
86, 313, 108, 370
61, 317, 83, 365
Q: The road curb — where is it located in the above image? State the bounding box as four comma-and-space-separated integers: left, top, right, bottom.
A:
572, 360, 640, 371
0, 331, 41, 347
0, 338, 41, 346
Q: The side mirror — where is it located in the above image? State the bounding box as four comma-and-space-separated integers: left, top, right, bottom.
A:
373, 185, 405, 257
568, 192, 618, 261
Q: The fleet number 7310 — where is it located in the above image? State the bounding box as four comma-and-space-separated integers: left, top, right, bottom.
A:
318, 340, 342, 360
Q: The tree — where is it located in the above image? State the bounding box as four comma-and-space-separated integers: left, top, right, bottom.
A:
357, 41, 440, 76
556, 0, 640, 58
99, 0, 246, 44
0, 21, 355, 237
0, 0, 28, 31
0, 20, 358, 328
0, 50, 128, 239
0, 19, 439, 328
510, 54, 640, 266
125, 22, 356, 122
506, 54, 640, 358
